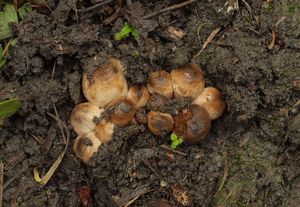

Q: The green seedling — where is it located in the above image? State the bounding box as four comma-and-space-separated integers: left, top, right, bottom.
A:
0, 98, 21, 118
170, 133, 183, 150
0, 3, 32, 68
114, 22, 139, 41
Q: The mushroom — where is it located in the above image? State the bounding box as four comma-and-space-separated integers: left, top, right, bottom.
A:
127, 84, 150, 108
173, 104, 211, 144
82, 57, 128, 107
171, 64, 205, 99
73, 132, 102, 163
95, 120, 115, 143
147, 93, 169, 112
148, 111, 174, 137
193, 87, 226, 120
70, 102, 104, 137
106, 97, 137, 126
147, 70, 173, 99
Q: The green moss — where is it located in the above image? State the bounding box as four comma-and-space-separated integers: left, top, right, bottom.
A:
287, 5, 296, 13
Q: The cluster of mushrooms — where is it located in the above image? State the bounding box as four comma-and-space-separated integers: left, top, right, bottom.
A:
71, 57, 226, 163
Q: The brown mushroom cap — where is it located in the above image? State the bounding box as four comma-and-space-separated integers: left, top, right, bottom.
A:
107, 97, 137, 126
148, 111, 174, 137
173, 104, 211, 144
73, 132, 101, 163
147, 93, 169, 112
70, 102, 104, 137
147, 70, 173, 99
95, 120, 115, 143
127, 84, 150, 108
192, 87, 226, 120
171, 64, 205, 99
82, 57, 128, 107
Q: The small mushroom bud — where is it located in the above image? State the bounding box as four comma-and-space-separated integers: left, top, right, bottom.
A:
70, 102, 104, 137
173, 104, 211, 144
147, 70, 173, 99
82, 57, 128, 107
107, 97, 136, 126
192, 87, 226, 120
73, 132, 102, 163
147, 93, 169, 112
127, 84, 150, 108
171, 64, 205, 99
95, 120, 115, 143
148, 111, 174, 137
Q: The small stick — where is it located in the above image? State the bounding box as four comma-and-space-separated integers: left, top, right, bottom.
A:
160, 145, 187, 156
194, 27, 221, 58
0, 161, 3, 207
78, 0, 113, 13
268, 28, 276, 50
216, 149, 228, 193
143, 0, 197, 19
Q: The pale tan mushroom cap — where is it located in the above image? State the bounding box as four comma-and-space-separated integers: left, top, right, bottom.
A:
82, 58, 128, 107
171, 64, 205, 99
147, 70, 174, 99
127, 84, 150, 108
147, 111, 174, 137
70, 102, 104, 137
73, 132, 102, 163
193, 87, 226, 120
95, 120, 115, 143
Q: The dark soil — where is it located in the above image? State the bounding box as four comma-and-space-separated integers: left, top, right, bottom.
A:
1, 0, 300, 206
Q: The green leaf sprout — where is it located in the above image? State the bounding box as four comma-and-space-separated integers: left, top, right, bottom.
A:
170, 133, 183, 149
0, 98, 21, 118
114, 22, 140, 41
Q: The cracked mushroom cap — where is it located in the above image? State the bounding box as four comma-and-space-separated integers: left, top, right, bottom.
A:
171, 64, 205, 99
148, 111, 174, 137
73, 132, 102, 163
82, 57, 128, 107
70, 102, 104, 137
127, 84, 150, 108
173, 104, 211, 144
193, 87, 226, 120
147, 70, 173, 99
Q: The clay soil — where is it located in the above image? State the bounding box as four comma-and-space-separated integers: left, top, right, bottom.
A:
1, 0, 300, 206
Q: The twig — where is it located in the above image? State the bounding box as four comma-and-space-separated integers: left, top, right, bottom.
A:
29, 133, 45, 145
216, 149, 228, 193
41, 0, 54, 13
193, 27, 221, 58
268, 28, 276, 50
116, 185, 153, 207
0, 161, 3, 207
50, 60, 56, 80
160, 145, 187, 156
4, 168, 26, 189
143, 0, 197, 19
77, 0, 113, 13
